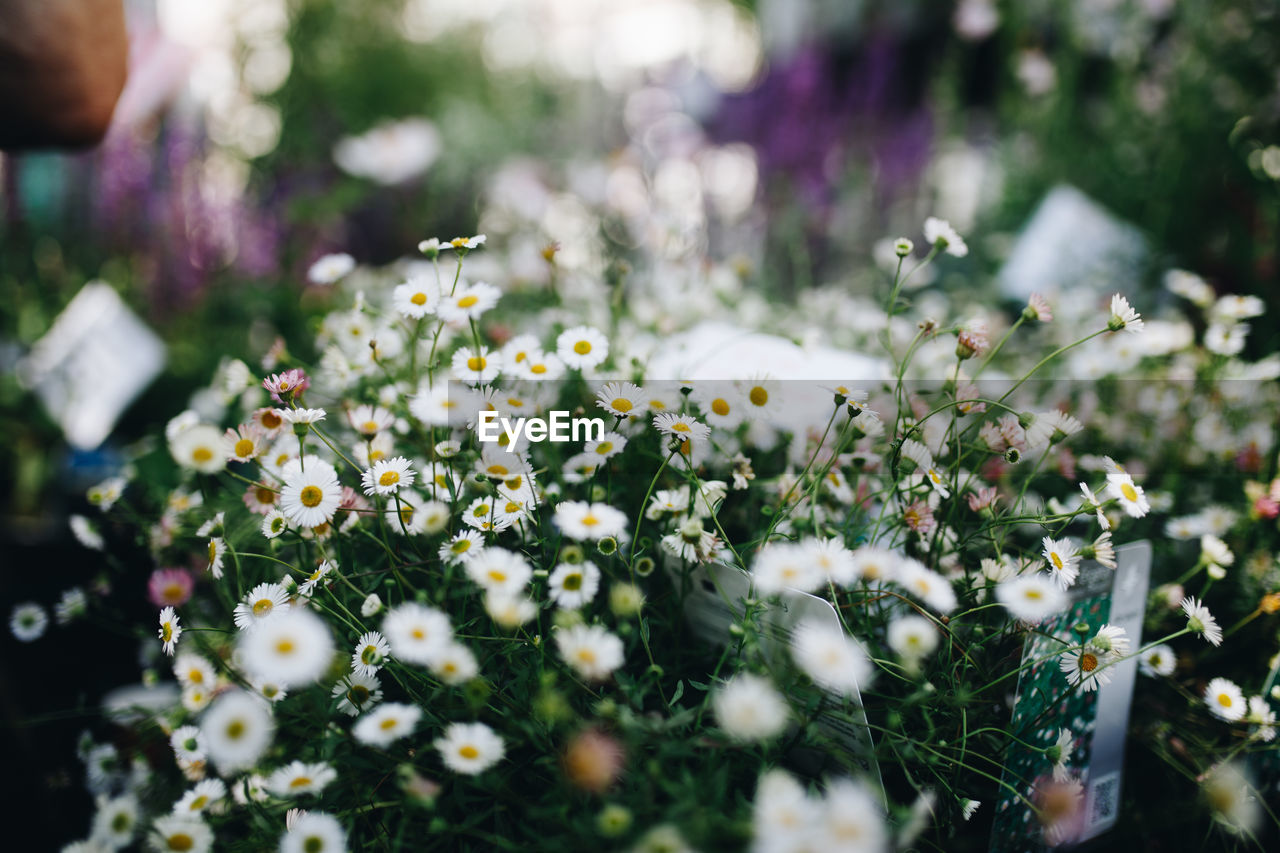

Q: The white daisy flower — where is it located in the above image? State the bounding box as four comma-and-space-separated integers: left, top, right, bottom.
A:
484, 592, 538, 628
360, 593, 383, 618
439, 530, 485, 565
791, 621, 871, 696
901, 438, 950, 498
278, 457, 342, 529
224, 425, 267, 463
1181, 596, 1223, 646
753, 769, 821, 843
996, 574, 1066, 622
1108, 293, 1144, 333
735, 376, 784, 421
382, 602, 452, 665
896, 559, 958, 613
553, 500, 628, 542
753, 543, 823, 596
70, 514, 105, 550
692, 385, 747, 429
652, 412, 712, 444
1204, 322, 1248, 356
437, 281, 501, 324
435, 722, 505, 775
584, 431, 627, 460
266, 761, 337, 798
1204, 677, 1247, 722
298, 560, 335, 597
923, 216, 968, 257
1246, 696, 1277, 742
181, 685, 213, 714
1059, 645, 1112, 692
170, 726, 206, 763
331, 671, 382, 717
392, 276, 439, 319
170, 424, 227, 475
361, 456, 416, 496
173, 779, 226, 815
280, 812, 346, 853
1088, 531, 1117, 569
351, 631, 391, 677
1087, 624, 1130, 658
500, 334, 541, 371
713, 673, 790, 742
444, 234, 486, 251
555, 623, 624, 681
238, 608, 335, 688
174, 654, 217, 690
887, 614, 940, 661
1025, 410, 1083, 450
352, 702, 421, 747
1105, 471, 1149, 518
232, 583, 292, 631
428, 642, 480, 685
596, 381, 648, 419
1049, 728, 1075, 782
275, 407, 327, 426
159, 606, 183, 655
1200, 534, 1234, 570
1138, 644, 1176, 677
556, 325, 609, 370
206, 537, 227, 580
849, 546, 900, 582
252, 679, 288, 704
518, 351, 566, 380
347, 404, 394, 437
1042, 537, 1081, 589
149, 815, 214, 853
409, 383, 464, 428
548, 561, 602, 609
307, 253, 355, 285
820, 778, 887, 849
1079, 483, 1110, 530
262, 510, 289, 540
201, 690, 276, 774
465, 548, 533, 595
92, 793, 139, 848
451, 346, 500, 385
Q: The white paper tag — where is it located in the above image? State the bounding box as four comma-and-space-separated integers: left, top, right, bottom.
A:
17, 282, 166, 449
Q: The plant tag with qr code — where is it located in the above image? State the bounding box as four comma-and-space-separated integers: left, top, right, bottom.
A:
679, 562, 884, 790
990, 541, 1152, 851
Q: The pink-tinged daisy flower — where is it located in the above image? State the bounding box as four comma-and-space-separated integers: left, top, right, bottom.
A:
148, 568, 195, 608
263, 369, 310, 403
242, 482, 279, 515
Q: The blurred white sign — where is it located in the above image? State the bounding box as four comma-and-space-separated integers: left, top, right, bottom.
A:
999, 185, 1147, 302
17, 282, 166, 450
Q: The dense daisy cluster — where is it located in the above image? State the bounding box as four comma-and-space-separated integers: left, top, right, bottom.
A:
33, 216, 1280, 851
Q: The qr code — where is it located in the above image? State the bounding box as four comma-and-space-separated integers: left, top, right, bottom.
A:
1087, 772, 1121, 828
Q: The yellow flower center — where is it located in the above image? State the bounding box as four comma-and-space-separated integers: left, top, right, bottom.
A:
573, 340, 592, 355
711, 398, 730, 416
276, 639, 295, 655
581, 514, 599, 527
380, 717, 398, 730
300, 485, 323, 507
1025, 589, 1043, 601
256, 486, 276, 504
189, 795, 208, 810
467, 356, 486, 371
611, 397, 632, 412
162, 624, 173, 642
1121, 483, 1138, 502
563, 573, 583, 591
1050, 552, 1064, 571
459, 745, 480, 759
1080, 652, 1098, 672
457, 295, 478, 308
1217, 692, 1234, 708
167, 833, 195, 851
452, 540, 472, 554
595, 442, 613, 454
379, 470, 400, 487
749, 386, 768, 407
235, 438, 255, 458
252, 598, 274, 617
192, 447, 213, 464
289, 776, 312, 789
349, 685, 370, 703
487, 570, 508, 583
530, 363, 547, 374
671, 422, 690, 433
226, 720, 245, 740
410, 292, 427, 306
208, 541, 218, 563
261, 411, 283, 429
